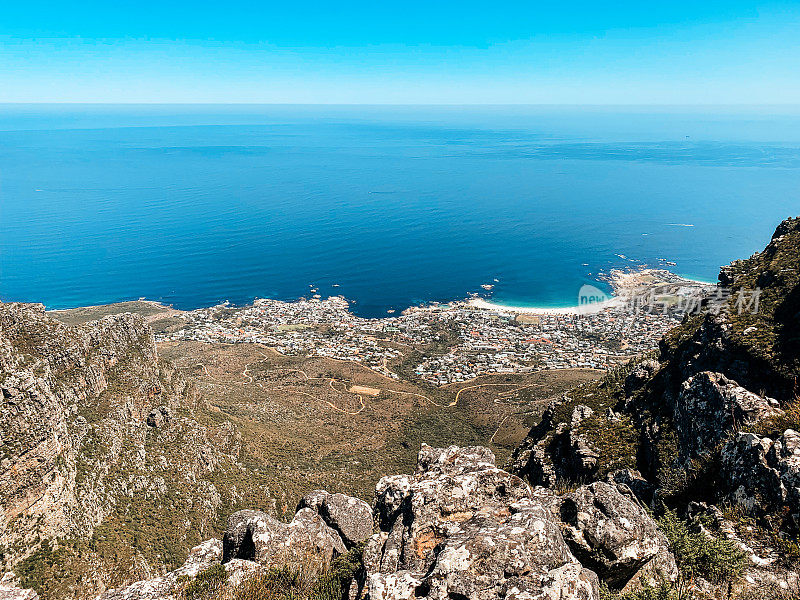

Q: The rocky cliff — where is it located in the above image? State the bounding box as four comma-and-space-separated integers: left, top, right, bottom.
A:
101, 444, 680, 600
0, 303, 256, 599
508, 216, 800, 592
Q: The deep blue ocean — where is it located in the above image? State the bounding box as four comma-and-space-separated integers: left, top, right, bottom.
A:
1, 105, 799, 318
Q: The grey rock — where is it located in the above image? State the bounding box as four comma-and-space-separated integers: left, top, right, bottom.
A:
604, 469, 655, 507
624, 359, 659, 397
507, 401, 600, 488
299, 490, 374, 548
297, 489, 330, 513
558, 482, 678, 590
222, 507, 346, 572
365, 444, 599, 600
674, 372, 781, 461
721, 429, 800, 518
146, 406, 171, 428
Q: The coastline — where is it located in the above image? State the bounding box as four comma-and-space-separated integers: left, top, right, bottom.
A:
39, 268, 716, 320
467, 296, 622, 315
467, 269, 715, 316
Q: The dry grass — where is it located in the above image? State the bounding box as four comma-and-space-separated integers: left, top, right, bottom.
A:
157, 340, 597, 507
179, 546, 363, 600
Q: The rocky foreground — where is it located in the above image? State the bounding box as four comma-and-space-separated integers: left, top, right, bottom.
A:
98, 444, 679, 600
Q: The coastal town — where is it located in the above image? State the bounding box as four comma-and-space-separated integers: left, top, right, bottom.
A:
156, 269, 714, 385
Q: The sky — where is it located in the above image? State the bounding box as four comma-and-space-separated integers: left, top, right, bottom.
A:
1, 1, 799, 104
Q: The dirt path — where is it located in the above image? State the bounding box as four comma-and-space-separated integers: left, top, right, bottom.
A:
450, 382, 539, 407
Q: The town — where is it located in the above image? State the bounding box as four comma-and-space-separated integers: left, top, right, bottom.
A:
157, 270, 711, 385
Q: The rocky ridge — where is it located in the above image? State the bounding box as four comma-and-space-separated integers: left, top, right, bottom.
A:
101, 444, 679, 600
0, 303, 255, 598
509, 216, 800, 591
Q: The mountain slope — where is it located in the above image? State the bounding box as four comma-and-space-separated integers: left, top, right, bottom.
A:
509, 216, 800, 555
0, 303, 270, 599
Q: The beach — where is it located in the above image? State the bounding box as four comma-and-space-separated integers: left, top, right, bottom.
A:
467, 296, 622, 315
467, 269, 713, 316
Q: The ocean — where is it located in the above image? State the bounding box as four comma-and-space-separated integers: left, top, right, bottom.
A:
1, 104, 799, 318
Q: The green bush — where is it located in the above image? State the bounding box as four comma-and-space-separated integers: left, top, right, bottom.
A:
602, 510, 745, 600
657, 509, 745, 585
601, 581, 678, 600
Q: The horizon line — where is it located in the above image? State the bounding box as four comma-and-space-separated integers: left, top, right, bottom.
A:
2, 102, 800, 108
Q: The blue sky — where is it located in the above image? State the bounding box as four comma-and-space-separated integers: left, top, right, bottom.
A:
1, 1, 799, 103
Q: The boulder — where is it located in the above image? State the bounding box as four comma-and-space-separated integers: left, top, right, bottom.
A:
721, 429, 800, 519
674, 372, 780, 461
624, 359, 660, 397
364, 444, 599, 600
98, 538, 222, 600
508, 402, 601, 488
222, 508, 346, 572
558, 482, 678, 591
298, 490, 374, 547
146, 406, 172, 428
604, 469, 655, 507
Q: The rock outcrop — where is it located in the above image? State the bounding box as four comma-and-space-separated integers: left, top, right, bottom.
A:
508, 402, 601, 488
510, 217, 800, 509
222, 507, 346, 572
721, 429, 800, 517
507, 216, 800, 595
364, 445, 600, 600
556, 482, 678, 591
93, 445, 683, 600
674, 371, 780, 461
297, 490, 374, 549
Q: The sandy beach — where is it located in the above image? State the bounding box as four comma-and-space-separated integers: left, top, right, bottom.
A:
467, 269, 713, 316
467, 296, 622, 315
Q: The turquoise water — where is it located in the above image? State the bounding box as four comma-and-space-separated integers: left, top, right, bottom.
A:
1, 105, 799, 318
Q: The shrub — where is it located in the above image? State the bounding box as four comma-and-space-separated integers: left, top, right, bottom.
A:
183, 564, 228, 599
231, 545, 364, 600
658, 509, 745, 585
232, 566, 309, 600
657, 509, 745, 600
601, 581, 678, 600
602, 510, 745, 600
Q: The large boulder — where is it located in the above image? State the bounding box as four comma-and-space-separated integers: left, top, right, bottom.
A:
674, 372, 780, 461
508, 403, 600, 488
222, 507, 346, 572
557, 482, 678, 591
364, 444, 599, 600
624, 359, 660, 397
298, 490, 374, 548
721, 429, 800, 520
